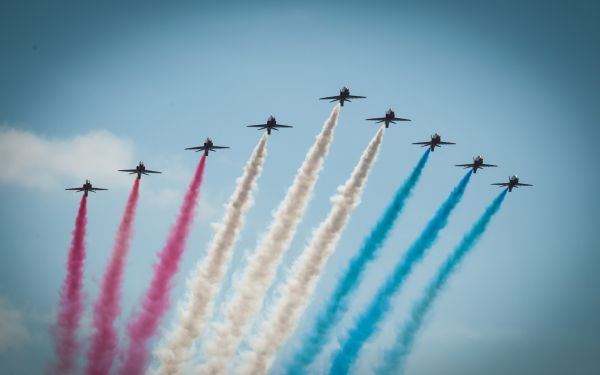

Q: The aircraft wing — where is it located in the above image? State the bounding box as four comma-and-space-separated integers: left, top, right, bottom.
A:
412, 141, 432, 145
211, 146, 229, 149
491, 183, 509, 186
247, 124, 268, 128
145, 170, 162, 174
366, 117, 386, 122
438, 141, 456, 145
347, 95, 366, 99
185, 146, 205, 151
273, 124, 292, 128
118, 169, 137, 173
65, 188, 84, 191
517, 183, 533, 186
481, 163, 498, 167
455, 163, 474, 168
392, 117, 410, 121
319, 95, 341, 100
91, 188, 108, 191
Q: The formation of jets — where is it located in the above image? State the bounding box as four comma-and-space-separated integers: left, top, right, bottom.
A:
66, 86, 532, 196
119, 162, 162, 179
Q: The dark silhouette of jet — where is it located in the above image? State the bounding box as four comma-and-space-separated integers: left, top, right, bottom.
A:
320, 86, 366, 106
65, 179, 108, 197
412, 133, 456, 151
247, 116, 292, 135
456, 155, 497, 173
119, 162, 162, 179
492, 175, 533, 192
366, 109, 410, 128
185, 137, 229, 156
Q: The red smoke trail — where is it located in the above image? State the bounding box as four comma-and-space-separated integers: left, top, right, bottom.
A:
119, 155, 207, 375
51, 194, 87, 375
86, 178, 141, 375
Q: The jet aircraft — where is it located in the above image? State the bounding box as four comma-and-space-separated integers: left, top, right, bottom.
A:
492, 175, 533, 192
455, 155, 497, 173
185, 138, 230, 156
412, 133, 456, 151
319, 86, 366, 106
366, 109, 410, 128
118, 162, 162, 179
247, 116, 293, 135
65, 179, 108, 197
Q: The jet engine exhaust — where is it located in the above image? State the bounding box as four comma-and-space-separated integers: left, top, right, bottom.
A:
51, 194, 88, 375
239, 126, 385, 375
86, 177, 141, 375
285, 149, 431, 375
199, 105, 340, 375
376, 189, 508, 375
153, 134, 269, 375
118, 154, 207, 375
329, 171, 472, 374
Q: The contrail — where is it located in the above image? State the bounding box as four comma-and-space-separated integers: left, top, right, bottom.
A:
377, 189, 508, 375
239, 127, 385, 375
86, 178, 141, 375
51, 194, 87, 375
329, 171, 472, 374
285, 149, 431, 374
153, 134, 268, 375
118, 155, 207, 375
200, 105, 340, 375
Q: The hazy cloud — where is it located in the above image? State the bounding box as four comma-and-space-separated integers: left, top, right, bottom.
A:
0, 297, 31, 353
0, 126, 134, 190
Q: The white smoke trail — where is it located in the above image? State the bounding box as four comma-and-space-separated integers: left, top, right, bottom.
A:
199, 105, 341, 375
151, 134, 269, 375
238, 127, 384, 375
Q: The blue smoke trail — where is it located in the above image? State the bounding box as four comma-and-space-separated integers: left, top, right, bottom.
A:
377, 189, 508, 375
329, 171, 472, 375
282, 150, 430, 375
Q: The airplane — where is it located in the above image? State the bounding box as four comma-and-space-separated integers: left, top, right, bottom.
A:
455, 155, 497, 173
319, 86, 366, 106
492, 175, 533, 192
185, 137, 229, 156
366, 109, 410, 128
247, 116, 293, 135
65, 179, 108, 197
412, 133, 456, 151
118, 162, 162, 179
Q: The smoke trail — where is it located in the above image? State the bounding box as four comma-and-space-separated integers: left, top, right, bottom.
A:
118, 155, 207, 375
239, 127, 384, 375
153, 134, 268, 375
285, 149, 431, 374
200, 105, 340, 375
377, 189, 508, 375
51, 194, 87, 375
329, 171, 472, 374
86, 178, 141, 375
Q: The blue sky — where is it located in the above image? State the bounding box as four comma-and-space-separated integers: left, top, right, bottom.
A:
0, 0, 598, 374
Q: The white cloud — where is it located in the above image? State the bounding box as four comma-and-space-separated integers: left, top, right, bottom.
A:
0, 126, 135, 190
0, 297, 31, 353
